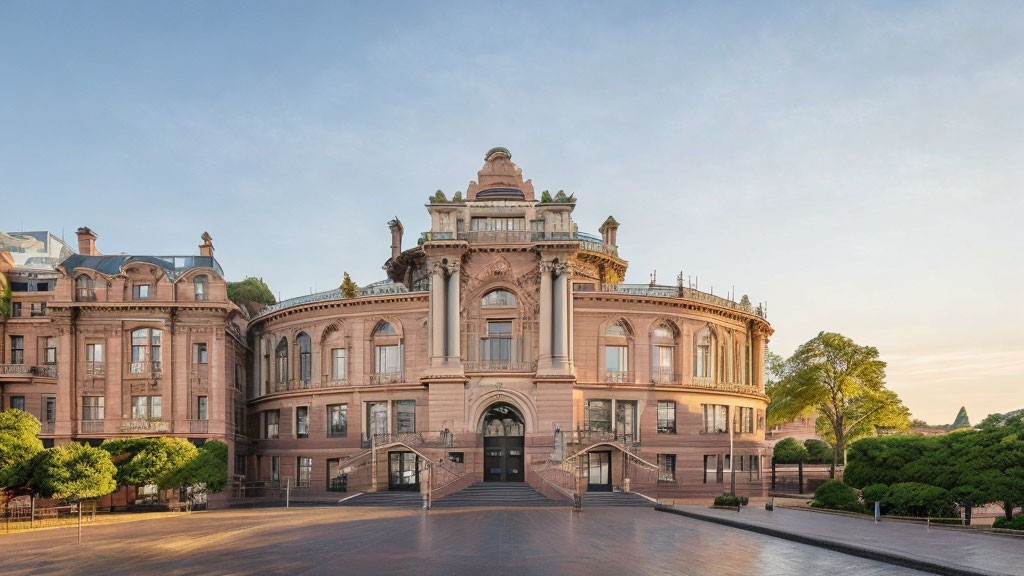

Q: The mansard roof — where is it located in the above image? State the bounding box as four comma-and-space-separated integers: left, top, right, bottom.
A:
61, 254, 224, 280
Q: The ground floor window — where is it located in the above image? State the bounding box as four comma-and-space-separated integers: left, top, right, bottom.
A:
658, 454, 676, 483
271, 456, 280, 482
703, 454, 722, 484
9, 396, 25, 411
448, 452, 464, 464
584, 399, 612, 432
739, 407, 754, 434
328, 404, 347, 437
235, 454, 247, 478
395, 400, 415, 434
297, 457, 312, 487
82, 396, 104, 420
327, 458, 347, 492
657, 401, 676, 434
131, 396, 162, 420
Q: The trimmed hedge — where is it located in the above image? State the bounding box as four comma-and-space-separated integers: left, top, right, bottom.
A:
804, 439, 833, 464
861, 483, 888, 504
773, 437, 808, 464
993, 515, 1024, 531
811, 479, 864, 513
881, 482, 957, 518
713, 493, 749, 507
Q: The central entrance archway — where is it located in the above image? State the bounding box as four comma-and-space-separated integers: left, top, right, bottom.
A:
482, 403, 525, 482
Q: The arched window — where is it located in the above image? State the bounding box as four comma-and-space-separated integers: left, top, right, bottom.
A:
297, 333, 311, 385
275, 337, 288, 383
75, 275, 95, 301
372, 321, 402, 383
193, 275, 209, 301
604, 320, 631, 383
481, 289, 516, 307
130, 328, 162, 375
694, 326, 716, 379
650, 322, 678, 384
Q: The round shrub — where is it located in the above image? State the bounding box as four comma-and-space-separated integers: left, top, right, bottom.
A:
804, 439, 833, 464
713, 493, 748, 507
773, 437, 809, 464
811, 479, 864, 513
861, 483, 888, 505
881, 482, 957, 518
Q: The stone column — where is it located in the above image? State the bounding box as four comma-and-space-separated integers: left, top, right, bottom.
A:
552, 262, 569, 372
429, 262, 446, 367
445, 262, 460, 366
538, 261, 553, 368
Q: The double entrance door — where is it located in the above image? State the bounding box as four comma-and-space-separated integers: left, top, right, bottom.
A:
483, 435, 524, 482
388, 451, 420, 491
587, 451, 612, 492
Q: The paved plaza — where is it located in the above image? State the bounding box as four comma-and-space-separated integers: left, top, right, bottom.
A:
0, 505, 939, 576
662, 504, 1023, 576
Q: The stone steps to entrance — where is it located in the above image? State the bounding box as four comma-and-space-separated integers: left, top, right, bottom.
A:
433, 482, 569, 508
337, 491, 425, 509
582, 492, 654, 507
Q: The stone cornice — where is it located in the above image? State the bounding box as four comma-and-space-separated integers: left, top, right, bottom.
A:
573, 291, 773, 333
250, 292, 429, 328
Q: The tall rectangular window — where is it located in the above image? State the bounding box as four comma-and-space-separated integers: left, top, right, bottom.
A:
739, 407, 754, 434
10, 302, 21, 317
331, 348, 346, 381
82, 396, 104, 420
271, 456, 280, 482
296, 406, 309, 438
197, 396, 208, 420
367, 402, 387, 437
484, 321, 513, 361
615, 400, 638, 438
10, 396, 25, 411
657, 401, 676, 434
605, 345, 628, 372
30, 302, 45, 317
86, 343, 104, 374
264, 410, 280, 439
45, 397, 56, 424
375, 345, 401, 374
194, 343, 208, 364
702, 404, 729, 433
584, 399, 612, 432
327, 404, 347, 437
703, 454, 720, 484
10, 336, 24, 365
297, 457, 312, 487
652, 345, 674, 382
395, 400, 415, 434
658, 454, 676, 482
43, 337, 57, 364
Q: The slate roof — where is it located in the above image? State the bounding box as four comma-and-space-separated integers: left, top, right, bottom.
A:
61, 254, 223, 280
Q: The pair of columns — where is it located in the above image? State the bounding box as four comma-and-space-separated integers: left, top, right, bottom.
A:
539, 259, 572, 375
429, 259, 461, 370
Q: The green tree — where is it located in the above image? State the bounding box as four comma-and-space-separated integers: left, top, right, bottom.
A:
102, 438, 198, 488
540, 190, 553, 203
340, 272, 358, 298
844, 435, 938, 488
159, 441, 228, 493
771, 437, 808, 463
768, 332, 911, 470
0, 410, 44, 494
226, 277, 276, 314
951, 406, 971, 429
29, 443, 116, 501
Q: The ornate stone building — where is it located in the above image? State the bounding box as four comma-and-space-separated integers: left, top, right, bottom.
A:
243, 148, 773, 501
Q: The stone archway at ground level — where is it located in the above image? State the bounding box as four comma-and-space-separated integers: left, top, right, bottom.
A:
481, 403, 525, 482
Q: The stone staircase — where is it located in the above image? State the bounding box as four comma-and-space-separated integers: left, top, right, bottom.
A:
582, 491, 654, 507
337, 491, 425, 509
432, 482, 569, 508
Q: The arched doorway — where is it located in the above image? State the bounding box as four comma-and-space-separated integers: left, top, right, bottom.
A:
482, 403, 525, 482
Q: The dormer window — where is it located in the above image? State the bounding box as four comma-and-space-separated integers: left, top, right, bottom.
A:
75, 275, 96, 301
194, 275, 209, 301
133, 284, 151, 300
482, 289, 516, 307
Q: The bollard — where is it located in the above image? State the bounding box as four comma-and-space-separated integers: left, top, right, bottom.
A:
874, 501, 880, 523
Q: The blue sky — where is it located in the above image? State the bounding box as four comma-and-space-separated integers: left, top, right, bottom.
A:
2, 1, 1022, 424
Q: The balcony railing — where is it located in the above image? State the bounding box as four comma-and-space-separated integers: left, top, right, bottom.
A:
465, 335, 535, 373
86, 361, 104, 375
265, 378, 351, 396
0, 364, 30, 375
189, 420, 209, 434
118, 419, 171, 433
597, 283, 767, 319
40, 422, 55, 435
79, 420, 105, 434
32, 365, 57, 378
464, 360, 537, 372
369, 371, 404, 385
603, 370, 635, 384
650, 369, 682, 384
128, 361, 162, 376
459, 230, 533, 244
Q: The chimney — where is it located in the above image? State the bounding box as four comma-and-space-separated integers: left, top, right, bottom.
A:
388, 218, 404, 261
199, 232, 214, 257
599, 216, 619, 248
76, 227, 97, 256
